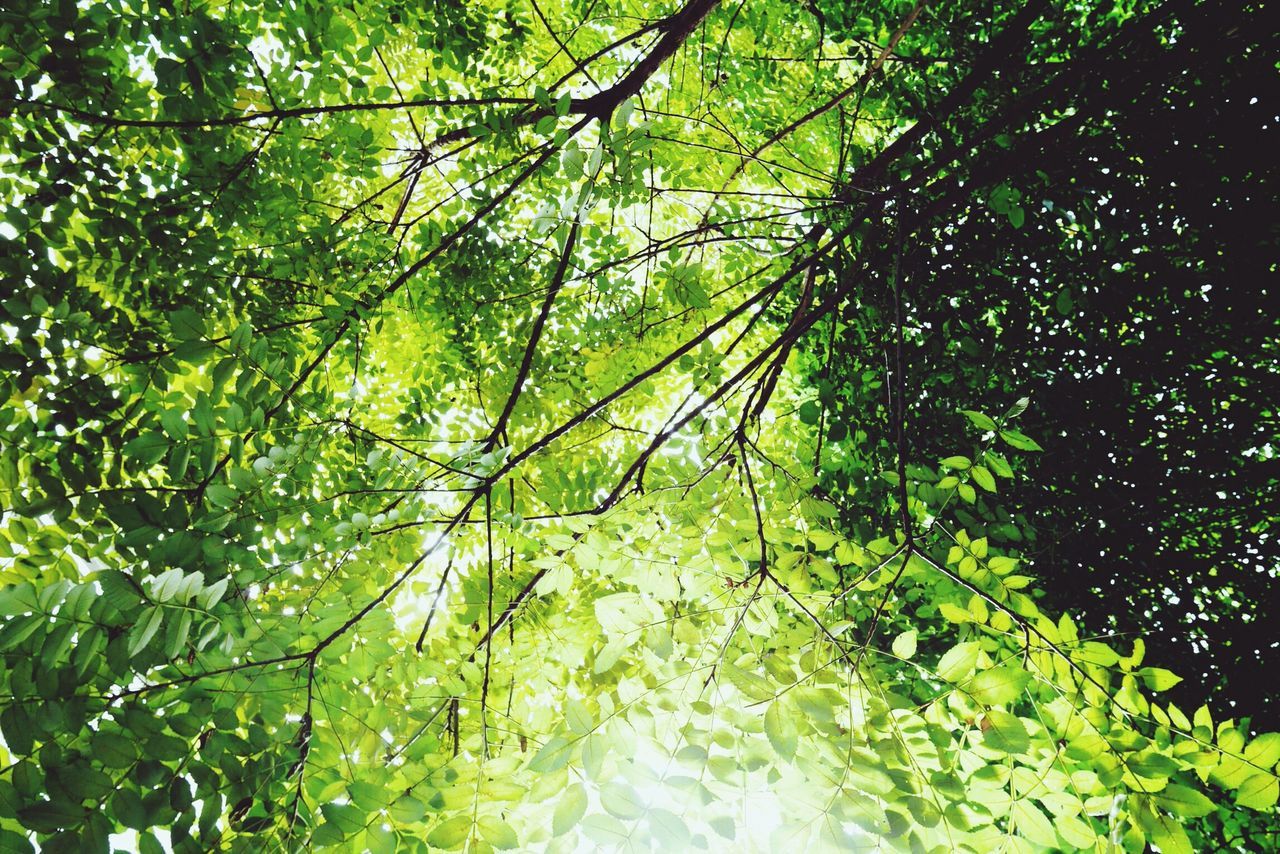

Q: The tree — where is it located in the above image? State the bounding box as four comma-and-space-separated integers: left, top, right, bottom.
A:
0, 0, 1275, 851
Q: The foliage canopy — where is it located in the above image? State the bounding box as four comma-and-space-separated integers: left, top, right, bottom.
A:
1, 0, 1276, 851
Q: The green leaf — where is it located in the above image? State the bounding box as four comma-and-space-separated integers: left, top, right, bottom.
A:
959, 410, 998, 431
111, 788, 148, 830
940, 455, 971, 470
159, 408, 188, 441
967, 667, 1031, 705
970, 465, 997, 492
984, 451, 1014, 478
17, 799, 83, 833
0, 829, 34, 854
98, 571, 143, 612
163, 608, 193, 659
0, 706, 34, 756
552, 785, 588, 836
128, 605, 165, 657
0, 615, 42, 653
123, 433, 170, 466
321, 802, 366, 835
168, 308, 205, 341
0, 583, 39, 617
197, 576, 230, 609
999, 429, 1043, 452
205, 483, 238, 508
93, 731, 139, 769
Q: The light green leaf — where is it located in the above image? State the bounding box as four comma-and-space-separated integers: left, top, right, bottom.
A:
528, 736, 574, 773
891, 629, 917, 660
426, 816, 472, 850
967, 667, 1031, 705
1054, 813, 1097, 849
938, 602, 972, 624
580, 813, 629, 845
999, 429, 1043, 452
936, 641, 980, 682
1010, 799, 1056, 848
648, 808, 690, 847
982, 710, 1030, 755
985, 451, 1015, 478
320, 802, 365, 835
552, 785, 588, 836
564, 697, 593, 735
197, 577, 229, 609
764, 702, 798, 760
600, 782, 644, 820
477, 815, 519, 849
388, 795, 426, 824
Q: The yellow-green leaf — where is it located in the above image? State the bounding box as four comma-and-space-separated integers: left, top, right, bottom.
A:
967, 667, 1032, 705
1236, 773, 1279, 810
426, 816, 472, 850
477, 816, 519, 849
970, 465, 997, 492
1155, 783, 1216, 817
1244, 733, 1280, 769
937, 641, 980, 682
1137, 667, 1182, 692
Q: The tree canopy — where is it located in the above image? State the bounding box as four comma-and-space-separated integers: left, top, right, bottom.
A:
1, 0, 1276, 852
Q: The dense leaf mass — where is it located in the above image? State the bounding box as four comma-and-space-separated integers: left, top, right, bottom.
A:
0, 0, 1276, 852
803, 0, 1280, 715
